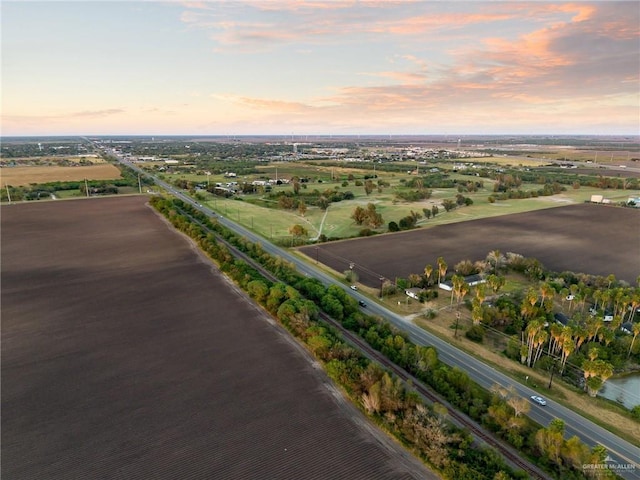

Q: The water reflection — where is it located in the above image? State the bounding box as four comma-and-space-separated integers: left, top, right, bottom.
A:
600, 373, 640, 409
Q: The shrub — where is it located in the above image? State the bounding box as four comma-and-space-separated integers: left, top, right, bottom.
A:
465, 325, 485, 343
423, 309, 437, 319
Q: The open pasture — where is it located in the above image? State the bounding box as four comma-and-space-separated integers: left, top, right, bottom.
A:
0, 164, 122, 186
1, 196, 432, 480
302, 203, 640, 286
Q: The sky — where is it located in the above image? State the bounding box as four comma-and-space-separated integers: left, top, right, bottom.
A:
1, 1, 639, 136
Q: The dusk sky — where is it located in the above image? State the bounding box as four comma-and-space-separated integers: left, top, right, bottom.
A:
2, 1, 639, 136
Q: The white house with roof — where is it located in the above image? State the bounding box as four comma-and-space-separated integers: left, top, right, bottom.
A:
439, 274, 486, 291
405, 288, 422, 300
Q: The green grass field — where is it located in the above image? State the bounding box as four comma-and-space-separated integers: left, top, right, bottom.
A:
163, 161, 639, 242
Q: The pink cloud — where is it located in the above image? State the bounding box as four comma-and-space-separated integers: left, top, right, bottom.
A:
361, 70, 427, 84
213, 94, 312, 113
180, 2, 637, 133
179, 2, 522, 50
3, 109, 125, 123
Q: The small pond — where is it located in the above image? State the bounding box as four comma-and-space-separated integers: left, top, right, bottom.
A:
599, 373, 640, 409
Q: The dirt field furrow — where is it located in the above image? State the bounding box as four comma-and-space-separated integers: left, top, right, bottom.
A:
1, 196, 436, 480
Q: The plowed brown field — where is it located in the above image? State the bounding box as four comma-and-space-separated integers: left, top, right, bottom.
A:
302, 203, 640, 287
1, 196, 434, 480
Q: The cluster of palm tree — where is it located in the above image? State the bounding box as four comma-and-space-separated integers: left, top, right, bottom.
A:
581, 347, 615, 397
518, 275, 640, 397
417, 251, 640, 399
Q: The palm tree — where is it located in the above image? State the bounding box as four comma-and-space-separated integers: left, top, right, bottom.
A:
524, 319, 544, 367
629, 322, 640, 358
532, 328, 549, 367
567, 284, 579, 312
560, 288, 569, 308
573, 325, 589, 352
600, 328, 615, 347
457, 282, 469, 310
549, 323, 564, 356
474, 283, 486, 304
625, 291, 640, 323
597, 361, 614, 385
539, 282, 554, 308
585, 359, 614, 397
582, 359, 596, 391
579, 286, 592, 313
487, 274, 504, 294
559, 328, 575, 374
471, 299, 484, 326
586, 316, 604, 343
450, 274, 465, 307
437, 257, 447, 286
486, 249, 503, 273
521, 288, 538, 321
599, 288, 612, 312
592, 289, 603, 311
423, 264, 434, 286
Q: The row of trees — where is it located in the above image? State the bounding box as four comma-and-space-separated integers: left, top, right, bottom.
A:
151, 196, 611, 479
488, 182, 566, 202
464, 166, 639, 191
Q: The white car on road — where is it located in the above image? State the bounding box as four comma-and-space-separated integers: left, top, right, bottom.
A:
531, 395, 547, 406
